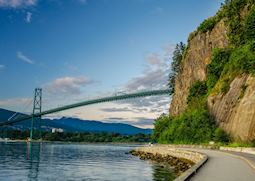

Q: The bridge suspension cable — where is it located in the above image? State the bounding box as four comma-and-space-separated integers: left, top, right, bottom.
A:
7, 98, 33, 121
0, 89, 170, 126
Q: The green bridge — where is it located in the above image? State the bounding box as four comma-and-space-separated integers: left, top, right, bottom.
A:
0, 89, 170, 127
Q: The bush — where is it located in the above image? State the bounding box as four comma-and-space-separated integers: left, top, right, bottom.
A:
157, 108, 216, 144
222, 0, 247, 46
224, 41, 255, 75
214, 128, 230, 143
197, 17, 217, 33
207, 49, 231, 91
187, 81, 207, 104
244, 6, 255, 41
152, 114, 172, 140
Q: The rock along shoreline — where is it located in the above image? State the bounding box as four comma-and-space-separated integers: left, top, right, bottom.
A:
130, 145, 208, 180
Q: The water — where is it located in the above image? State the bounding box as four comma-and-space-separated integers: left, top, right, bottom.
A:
0, 142, 176, 181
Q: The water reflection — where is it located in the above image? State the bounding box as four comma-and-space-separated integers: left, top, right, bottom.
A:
27, 143, 41, 180
0, 143, 176, 181
152, 164, 176, 181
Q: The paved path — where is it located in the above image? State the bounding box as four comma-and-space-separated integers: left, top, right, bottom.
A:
185, 148, 255, 181
222, 150, 255, 169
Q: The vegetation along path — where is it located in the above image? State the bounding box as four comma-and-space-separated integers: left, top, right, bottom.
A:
187, 148, 255, 181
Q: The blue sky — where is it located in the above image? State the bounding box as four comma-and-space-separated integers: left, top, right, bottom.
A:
0, 0, 223, 128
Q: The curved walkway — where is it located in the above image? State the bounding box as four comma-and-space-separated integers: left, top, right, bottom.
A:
186, 148, 255, 181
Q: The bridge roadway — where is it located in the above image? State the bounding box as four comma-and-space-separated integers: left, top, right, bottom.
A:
186, 148, 255, 181
0, 89, 170, 126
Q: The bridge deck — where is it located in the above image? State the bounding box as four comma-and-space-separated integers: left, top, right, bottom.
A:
0, 89, 170, 126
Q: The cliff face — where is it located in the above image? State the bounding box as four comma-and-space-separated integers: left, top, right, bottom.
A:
170, 20, 228, 116
208, 75, 255, 141
169, 17, 255, 142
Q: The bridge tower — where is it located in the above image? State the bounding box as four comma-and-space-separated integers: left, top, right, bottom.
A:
30, 88, 42, 141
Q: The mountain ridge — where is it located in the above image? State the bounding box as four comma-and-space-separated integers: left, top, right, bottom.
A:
0, 108, 152, 135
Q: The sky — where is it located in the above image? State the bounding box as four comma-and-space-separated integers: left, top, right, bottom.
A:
0, 0, 223, 128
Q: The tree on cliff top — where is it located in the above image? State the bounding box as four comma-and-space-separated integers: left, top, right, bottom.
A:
168, 42, 186, 94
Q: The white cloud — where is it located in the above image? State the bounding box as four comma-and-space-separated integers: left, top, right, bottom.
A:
0, 0, 37, 8
44, 76, 94, 96
25, 11, 32, 23
0, 65, 5, 69
17, 51, 34, 64
103, 42, 175, 118
124, 43, 174, 92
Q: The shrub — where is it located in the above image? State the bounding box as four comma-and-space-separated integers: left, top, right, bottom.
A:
222, 0, 247, 46
187, 81, 207, 104
225, 41, 255, 75
157, 108, 216, 144
197, 17, 217, 33
152, 114, 172, 140
244, 6, 255, 41
207, 49, 231, 91
214, 128, 230, 143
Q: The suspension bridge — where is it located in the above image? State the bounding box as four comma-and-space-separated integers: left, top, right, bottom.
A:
0, 88, 170, 140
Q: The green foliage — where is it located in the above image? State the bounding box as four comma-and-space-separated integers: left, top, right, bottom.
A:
152, 114, 171, 140
209, 41, 255, 94
207, 49, 231, 91
244, 6, 255, 41
154, 0, 255, 145
168, 42, 186, 94
227, 141, 253, 147
222, 41, 255, 75
197, 17, 217, 33
1, 130, 151, 143
214, 128, 230, 143
187, 81, 207, 104
157, 108, 215, 144
222, 0, 247, 46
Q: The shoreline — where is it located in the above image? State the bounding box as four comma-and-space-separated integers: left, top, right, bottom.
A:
130, 145, 208, 180
130, 149, 194, 176
0, 139, 148, 145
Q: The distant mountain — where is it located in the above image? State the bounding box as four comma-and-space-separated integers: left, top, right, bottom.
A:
0, 108, 152, 135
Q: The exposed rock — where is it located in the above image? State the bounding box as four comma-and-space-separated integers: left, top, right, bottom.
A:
208, 75, 255, 142
169, 17, 255, 142
130, 150, 194, 176
170, 20, 229, 116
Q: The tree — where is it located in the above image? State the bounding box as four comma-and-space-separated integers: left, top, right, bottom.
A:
168, 42, 186, 94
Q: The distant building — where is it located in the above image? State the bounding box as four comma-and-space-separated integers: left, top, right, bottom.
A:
52, 128, 64, 133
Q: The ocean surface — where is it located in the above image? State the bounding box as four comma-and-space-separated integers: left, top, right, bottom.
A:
0, 142, 175, 181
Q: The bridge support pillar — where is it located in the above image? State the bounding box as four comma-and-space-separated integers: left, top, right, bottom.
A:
30, 88, 42, 141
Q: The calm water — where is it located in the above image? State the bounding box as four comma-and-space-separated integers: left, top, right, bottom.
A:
0, 142, 175, 181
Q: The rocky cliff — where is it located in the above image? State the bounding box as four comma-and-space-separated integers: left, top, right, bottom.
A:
170, 20, 229, 115
208, 75, 255, 141
169, 3, 255, 142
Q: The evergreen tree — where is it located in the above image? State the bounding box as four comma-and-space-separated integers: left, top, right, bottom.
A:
168, 42, 186, 94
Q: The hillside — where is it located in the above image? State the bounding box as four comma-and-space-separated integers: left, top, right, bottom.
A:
153, 0, 255, 144
0, 108, 152, 135
169, 0, 255, 142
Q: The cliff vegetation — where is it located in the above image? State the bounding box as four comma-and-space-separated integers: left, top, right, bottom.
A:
154, 0, 255, 144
